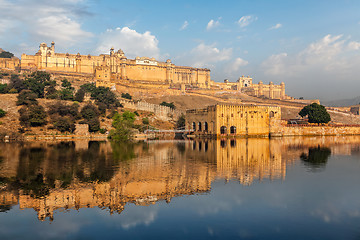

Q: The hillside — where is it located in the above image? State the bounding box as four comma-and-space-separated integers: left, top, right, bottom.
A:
323, 96, 360, 107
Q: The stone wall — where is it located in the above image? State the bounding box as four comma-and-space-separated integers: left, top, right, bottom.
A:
281, 125, 360, 136
120, 99, 183, 121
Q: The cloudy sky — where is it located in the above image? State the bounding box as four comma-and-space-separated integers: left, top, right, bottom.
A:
1, 0, 360, 100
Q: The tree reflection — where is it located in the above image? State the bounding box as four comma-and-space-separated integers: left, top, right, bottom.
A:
300, 146, 331, 171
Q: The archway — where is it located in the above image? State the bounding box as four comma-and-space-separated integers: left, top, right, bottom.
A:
204, 122, 208, 131
220, 126, 227, 134
192, 122, 196, 131
230, 126, 236, 134
198, 122, 202, 131
270, 111, 275, 118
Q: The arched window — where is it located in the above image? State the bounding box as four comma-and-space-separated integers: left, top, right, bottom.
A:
204, 122, 208, 131
198, 122, 202, 131
230, 139, 236, 147
230, 126, 236, 134
220, 126, 227, 134
220, 140, 227, 148
270, 111, 275, 118
192, 122, 196, 131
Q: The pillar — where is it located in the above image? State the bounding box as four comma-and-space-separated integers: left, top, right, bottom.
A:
280, 82, 285, 100
259, 81, 263, 96
269, 82, 274, 99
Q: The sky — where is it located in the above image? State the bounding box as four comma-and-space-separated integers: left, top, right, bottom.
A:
1, 0, 360, 100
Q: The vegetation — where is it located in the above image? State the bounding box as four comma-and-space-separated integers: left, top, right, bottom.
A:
80, 103, 101, 132
0, 109, 6, 118
16, 90, 38, 106
0, 84, 9, 94
53, 117, 76, 132
19, 105, 47, 127
176, 113, 185, 129
23, 71, 51, 98
59, 79, 74, 100
108, 111, 136, 141
0, 51, 14, 58
142, 117, 149, 125
160, 101, 176, 109
299, 103, 331, 124
121, 92, 132, 100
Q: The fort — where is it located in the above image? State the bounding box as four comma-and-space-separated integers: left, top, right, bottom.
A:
20, 42, 211, 89
0, 42, 291, 101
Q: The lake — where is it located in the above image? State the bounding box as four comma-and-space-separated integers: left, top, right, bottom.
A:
0, 137, 359, 239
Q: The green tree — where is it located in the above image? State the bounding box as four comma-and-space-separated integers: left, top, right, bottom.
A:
0, 84, 9, 94
299, 103, 331, 124
23, 71, 51, 98
160, 101, 176, 110
142, 117, 149, 125
19, 105, 47, 127
0, 109, 6, 118
0, 51, 14, 58
74, 88, 85, 102
9, 74, 25, 92
45, 80, 58, 99
121, 92, 132, 100
176, 113, 185, 129
53, 117, 75, 133
81, 104, 100, 120
108, 111, 136, 141
16, 90, 38, 106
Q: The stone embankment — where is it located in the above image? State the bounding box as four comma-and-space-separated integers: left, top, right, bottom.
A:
280, 124, 360, 136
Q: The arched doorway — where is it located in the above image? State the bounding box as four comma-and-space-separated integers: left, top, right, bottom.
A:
204, 122, 208, 132
220, 126, 227, 134
192, 122, 196, 131
198, 122, 202, 131
230, 126, 236, 134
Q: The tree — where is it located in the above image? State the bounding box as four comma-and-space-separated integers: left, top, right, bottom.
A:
160, 101, 176, 110
176, 114, 185, 129
108, 111, 136, 141
0, 84, 9, 94
0, 51, 14, 58
45, 80, 58, 99
121, 92, 132, 100
142, 117, 149, 125
74, 88, 85, 102
16, 90, 38, 106
9, 74, 25, 92
23, 71, 51, 98
81, 104, 100, 120
0, 109, 6, 118
19, 105, 47, 127
53, 117, 75, 133
299, 103, 331, 124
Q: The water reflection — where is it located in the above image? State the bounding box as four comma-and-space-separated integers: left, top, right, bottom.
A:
0, 136, 359, 222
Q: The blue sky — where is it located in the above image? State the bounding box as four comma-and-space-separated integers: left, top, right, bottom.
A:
1, 0, 360, 100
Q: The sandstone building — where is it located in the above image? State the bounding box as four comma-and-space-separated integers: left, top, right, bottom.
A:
186, 104, 281, 137
222, 76, 289, 100
20, 42, 211, 88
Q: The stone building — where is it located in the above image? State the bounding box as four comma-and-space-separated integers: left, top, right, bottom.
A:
21, 42, 211, 88
185, 104, 281, 137
222, 76, 289, 100
0, 58, 20, 70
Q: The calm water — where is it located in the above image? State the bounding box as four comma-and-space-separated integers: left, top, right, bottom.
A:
0, 137, 360, 239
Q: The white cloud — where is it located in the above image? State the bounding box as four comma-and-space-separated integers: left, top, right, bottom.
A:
180, 20, 189, 31
97, 27, 160, 59
206, 18, 220, 31
261, 34, 360, 99
348, 41, 360, 50
269, 23, 282, 30
178, 43, 232, 68
227, 57, 249, 72
0, 0, 93, 52
237, 15, 257, 28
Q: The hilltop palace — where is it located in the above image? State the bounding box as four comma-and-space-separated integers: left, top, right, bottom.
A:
0, 42, 290, 100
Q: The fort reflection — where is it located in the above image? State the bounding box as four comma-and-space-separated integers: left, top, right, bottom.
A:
1, 136, 360, 221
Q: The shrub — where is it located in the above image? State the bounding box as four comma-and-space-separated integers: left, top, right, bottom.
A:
87, 117, 100, 132
176, 114, 185, 129
0, 84, 9, 94
8, 88, 17, 94
0, 109, 6, 118
16, 90, 38, 106
142, 117, 149, 125
121, 92, 132, 100
53, 117, 75, 133
19, 105, 47, 127
48, 102, 80, 119
9, 74, 25, 92
59, 88, 74, 100
99, 128, 107, 134
23, 71, 51, 98
160, 101, 176, 110
81, 104, 100, 121
74, 88, 85, 102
